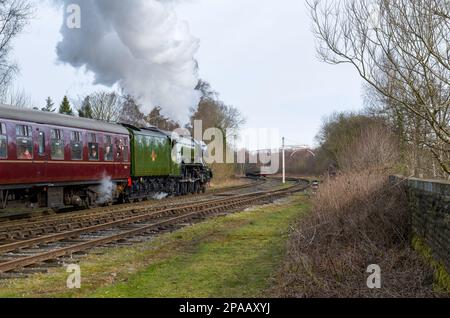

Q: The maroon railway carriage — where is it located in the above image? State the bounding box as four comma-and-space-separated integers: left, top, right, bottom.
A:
0, 105, 130, 210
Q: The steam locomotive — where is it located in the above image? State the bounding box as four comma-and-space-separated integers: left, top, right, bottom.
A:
0, 105, 212, 210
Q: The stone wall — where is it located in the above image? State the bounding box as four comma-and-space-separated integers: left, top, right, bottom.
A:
390, 176, 450, 272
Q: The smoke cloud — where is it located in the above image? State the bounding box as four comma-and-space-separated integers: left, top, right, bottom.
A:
56, 0, 200, 123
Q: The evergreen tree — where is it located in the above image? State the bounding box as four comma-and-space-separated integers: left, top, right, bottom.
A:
78, 96, 93, 118
58, 96, 74, 116
42, 97, 55, 112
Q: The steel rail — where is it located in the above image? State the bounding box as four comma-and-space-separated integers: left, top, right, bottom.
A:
0, 180, 303, 253
0, 179, 309, 274
0, 181, 272, 241
0, 178, 265, 229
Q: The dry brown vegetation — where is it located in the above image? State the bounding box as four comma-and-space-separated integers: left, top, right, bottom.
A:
208, 160, 242, 188
269, 172, 442, 298
336, 124, 400, 173
269, 110, 448, 297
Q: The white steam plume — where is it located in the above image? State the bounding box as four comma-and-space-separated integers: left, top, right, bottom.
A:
56, 0, 200, 123
94, 175, 116, 205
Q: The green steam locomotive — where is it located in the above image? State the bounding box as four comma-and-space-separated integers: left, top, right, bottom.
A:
124, 124, 212, 202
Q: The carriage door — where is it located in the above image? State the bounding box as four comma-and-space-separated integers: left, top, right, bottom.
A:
114, 137, 124, 177
36, 127, 48, 181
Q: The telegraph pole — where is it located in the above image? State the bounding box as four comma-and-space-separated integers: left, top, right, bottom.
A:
282, 137, 286, 184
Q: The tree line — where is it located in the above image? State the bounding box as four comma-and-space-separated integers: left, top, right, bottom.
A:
33, 81, 244, 135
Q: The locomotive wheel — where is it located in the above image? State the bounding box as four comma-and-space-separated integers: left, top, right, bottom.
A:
194, 182, 200, 194
180, 183, 184, 196
122, 194, 131, 204
86, 198, 97, 209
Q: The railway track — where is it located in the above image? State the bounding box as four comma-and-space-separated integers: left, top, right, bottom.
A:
0, 180, 270, 243
0, 178, 266, 240
0, 178, 309, 277
0, 177, 264, 224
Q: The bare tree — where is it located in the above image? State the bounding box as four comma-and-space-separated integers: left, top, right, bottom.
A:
0, 0, 33, 96
1, 85, 30, 108
338, 123, 400, 173
308, 0, 450, 175
364, 80, 447, 178
189, 80, 246, 139
119, 94, 146, 127
87, 91, 123, 122
145, 106, 180, 131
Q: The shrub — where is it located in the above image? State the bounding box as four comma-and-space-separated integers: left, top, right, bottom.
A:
270, 172, 440, 298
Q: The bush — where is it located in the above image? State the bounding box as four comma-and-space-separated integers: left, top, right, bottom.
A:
337, 125, 400, 173
209, 163, 239, 187
270, 172, 440, 298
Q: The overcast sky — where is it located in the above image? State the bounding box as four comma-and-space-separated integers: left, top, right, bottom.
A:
11, 0, 363, 149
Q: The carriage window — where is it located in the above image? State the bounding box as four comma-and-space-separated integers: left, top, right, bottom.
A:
70, 131, 83, 160
0, 123, 6, 159
104, 135, 113, 161
0, 136, 6, 159
16, 125, 33, 160
88, 133, 96, 143
16, 125, 32, 137
88, 133, 99, 161
38, 132, 45, 155
115, 138, 122, 160
51, 129, 65, 160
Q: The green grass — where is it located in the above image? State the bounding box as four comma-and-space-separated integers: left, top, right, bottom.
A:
0, 194, 310, 298
412, 236, 450, 293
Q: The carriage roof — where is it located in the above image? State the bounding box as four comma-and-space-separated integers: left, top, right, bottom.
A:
0, 104, 128, 135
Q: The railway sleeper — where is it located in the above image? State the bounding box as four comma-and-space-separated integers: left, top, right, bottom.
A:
34, 262, 60, 269
0, 272, 29, 279
19, 267, 49, 274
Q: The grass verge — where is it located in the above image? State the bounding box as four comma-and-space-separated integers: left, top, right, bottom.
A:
0, 194, 310, 298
